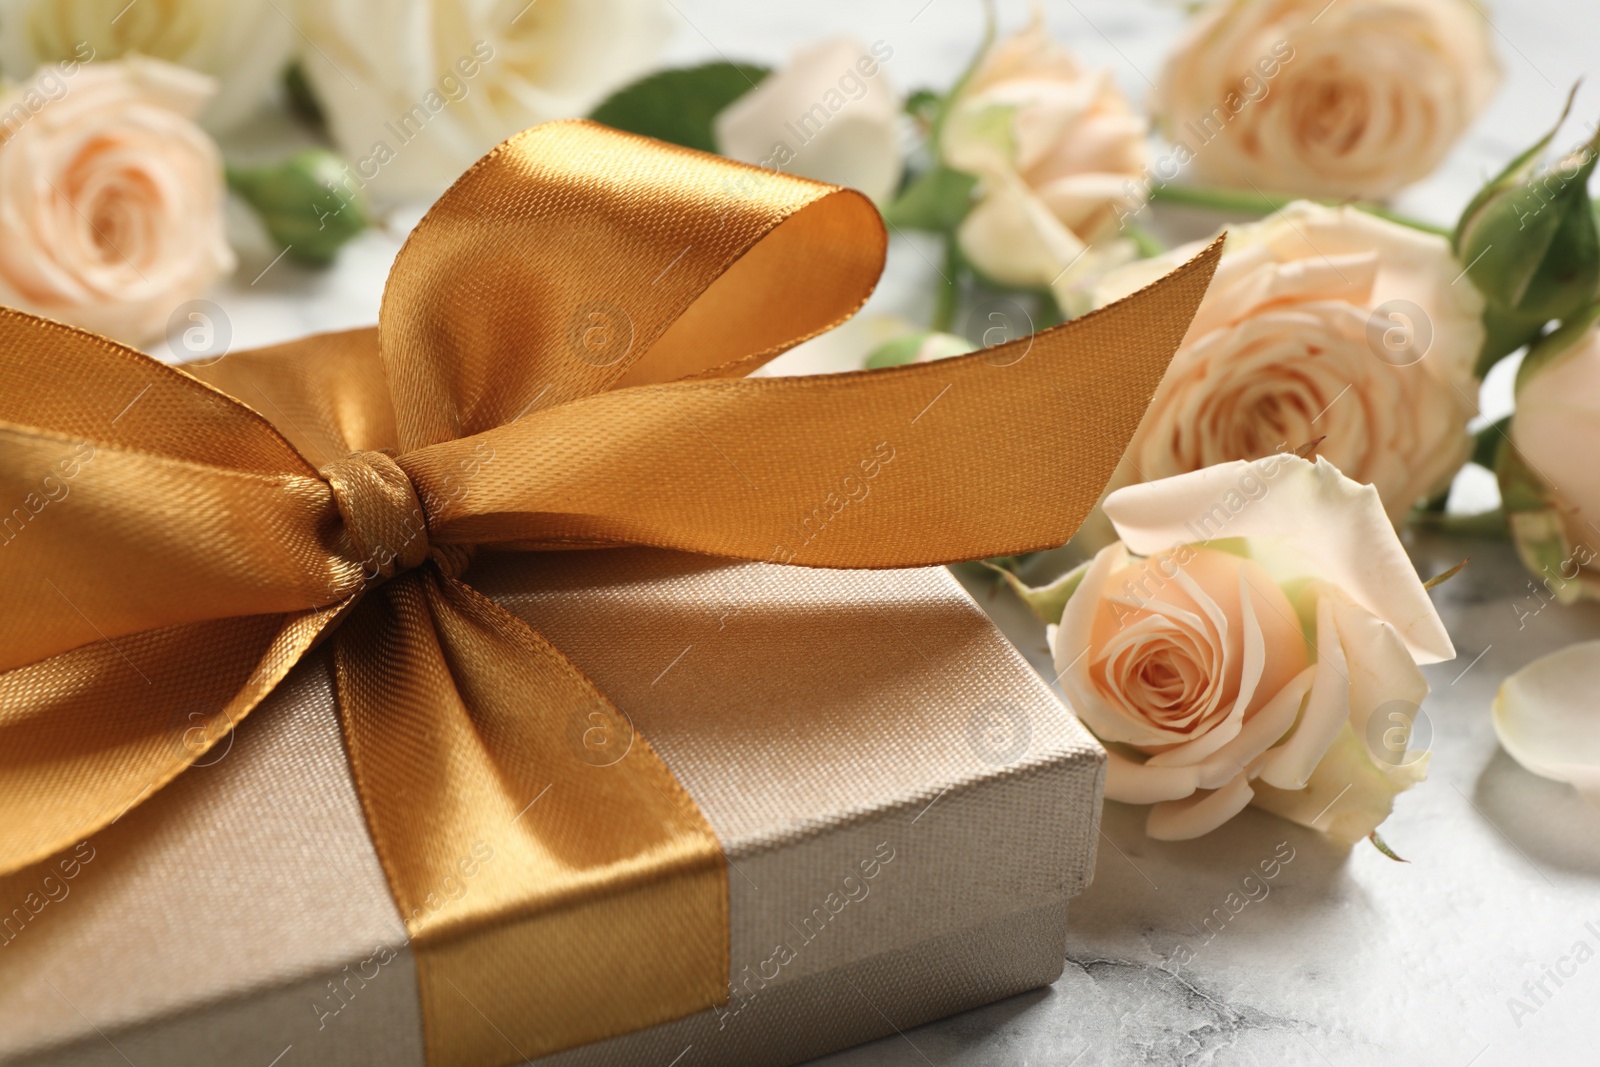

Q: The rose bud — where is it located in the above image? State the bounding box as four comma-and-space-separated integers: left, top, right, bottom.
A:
227, 149, 370, 266
1453, 95, 1600, 363
1500, 306, 1600, 604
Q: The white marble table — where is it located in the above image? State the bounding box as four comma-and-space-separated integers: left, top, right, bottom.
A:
186, 3, 1600, 1064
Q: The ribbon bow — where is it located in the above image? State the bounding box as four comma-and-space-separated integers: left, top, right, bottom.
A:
0, 121, 1219, 1065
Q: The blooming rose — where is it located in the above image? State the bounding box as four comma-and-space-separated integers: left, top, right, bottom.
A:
294, 0, 672, 202
0, 0, 294, 130
0, 57, 234, 346
1077, 202, 1484, 524
1049, 456, 1454, 841
1503, 314, 1600, 601
715, 37, 902, 205
1152, 0, 1500, 200
941, 14, 1147, 290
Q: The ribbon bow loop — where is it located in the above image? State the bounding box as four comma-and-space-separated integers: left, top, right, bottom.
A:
0, 119, 1224, 1067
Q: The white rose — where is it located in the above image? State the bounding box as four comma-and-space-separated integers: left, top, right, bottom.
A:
941, 14, 1147, 290
1153, 0, 1501, 199
1079, 202, 1484, 523
0, 0, 294, 130
714, 37, 902, 205
294, 0, 673, 203
1050, 456, 1454, 841
0, 57, 233, 346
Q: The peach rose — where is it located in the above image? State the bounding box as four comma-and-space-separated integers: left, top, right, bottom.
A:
0, 57, 234, 346
1049, 456, 1454, 841
1153, 0, 1500, 199
941, 14, 1147, 290
1077, 202, 1484, 523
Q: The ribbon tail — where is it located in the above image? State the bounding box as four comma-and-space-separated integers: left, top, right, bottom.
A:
331, 567, 726, 1067
0, 607, 344, 877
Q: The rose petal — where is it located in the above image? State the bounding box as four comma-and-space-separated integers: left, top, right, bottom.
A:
1104, 745, 1205, 804
1255, 595, 1349, 790
957, 173, 1087, 289
1146, 773, 1254, 840
1251, 725, 1428, 845
1104, 456, 1454, 664
1493, 640, 1600, 804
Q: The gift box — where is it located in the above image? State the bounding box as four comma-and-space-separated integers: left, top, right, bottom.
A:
0, 548, 1104, 1066
0, 121, 1218, 1066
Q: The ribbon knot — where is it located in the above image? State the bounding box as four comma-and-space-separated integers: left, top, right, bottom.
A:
321, 449, 429, 583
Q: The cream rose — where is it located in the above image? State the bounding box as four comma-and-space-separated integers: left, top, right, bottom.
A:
941, 14, 1147, 290
294, 0, 672, 203
1078, 202, 1484, 523
1049, 456, 1454, 841
1503, 315, 1600, 601
0, 57, 234, 346
0, 0, 294, 130
715, 37, 901, 205
1153, 0, 1500, 200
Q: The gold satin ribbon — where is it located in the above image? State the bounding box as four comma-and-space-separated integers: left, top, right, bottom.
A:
0, 120, 1221, 1066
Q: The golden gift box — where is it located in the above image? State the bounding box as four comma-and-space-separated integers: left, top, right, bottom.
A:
0, 122, 1218, 1066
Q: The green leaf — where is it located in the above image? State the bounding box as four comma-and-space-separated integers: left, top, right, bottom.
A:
1367, 830, 1410, 863
282, 62, 325, 128
905, 88, 942, 128
589, 62, 769, 154
1422, 559, 1470, 591
1474, 304, 1548, 378
981, 559, 1091, 625
882, 164, 978, 232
